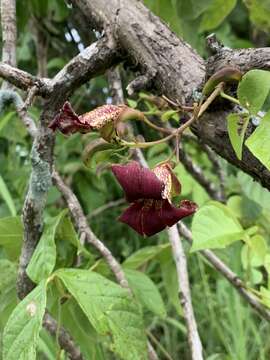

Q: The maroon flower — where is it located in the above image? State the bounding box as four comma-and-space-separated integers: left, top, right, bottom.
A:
112, 161, 197, 236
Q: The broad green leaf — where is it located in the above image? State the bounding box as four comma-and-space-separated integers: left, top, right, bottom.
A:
26, 210, 67, 283
227, 195, 262, 223
56, 269, 148, 360
0, 111, 16, 133
244, 0, 270, 32
124, 269, 166, 317
0, 175, 16, 216
259, 286, 270, 308
237, 70, 270, 114
191, 201, 245, 251
227, 113, 249, 160
60, 299, 106, 360
0, 216, 22, 260
176, 0, 212, 20
241, 235, 267, 269
0, 259, 17, 328
199, 0, 236, 31
123, 244, 169, 269
237, 171, 270, 211
246, 111, 270, 170
3, 280, 47, 360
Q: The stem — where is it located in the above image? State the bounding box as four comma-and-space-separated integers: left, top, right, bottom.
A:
120, 132, 175, 148
141, 115, 172, 134
220, 91, 240, 105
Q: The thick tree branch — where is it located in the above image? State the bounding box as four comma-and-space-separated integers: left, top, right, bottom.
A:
0, 0, 16, 90
178, 222, 270, 322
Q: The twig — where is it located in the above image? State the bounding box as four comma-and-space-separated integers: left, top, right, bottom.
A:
43, 312, 83, 360
178, 222, 270, 322
168, 226, 203, 360
87, 198, 125, 219
199, 142, 226, 202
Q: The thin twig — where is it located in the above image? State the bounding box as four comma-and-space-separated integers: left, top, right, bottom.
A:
87, 198, 125, 219
168, 226, 203, 360
178, 222, 270, 322
43, 312, 83, 360
199, 142, 226, 202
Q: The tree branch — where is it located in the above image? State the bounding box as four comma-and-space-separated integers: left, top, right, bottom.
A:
178, 222, 270, 322
168, 226, 203, 360
43, 312, 83, 360
0, 0, 16, 90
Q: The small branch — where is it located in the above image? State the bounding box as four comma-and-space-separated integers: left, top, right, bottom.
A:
87, 198, 125, 219
0, 63, 47, 92
178, 222, 270, 322
43, 312, 84, 360
167, 226, 203, 360
107, 66, 125, 105
199, 142, 226, 202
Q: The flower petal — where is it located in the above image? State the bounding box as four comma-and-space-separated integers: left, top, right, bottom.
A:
82, 105, 124, 130
161, 199, 197, 227
119, 201, 144, 235
49, 101, 91, 135
153, 163, 181, 201
112, 162, 164, 202
141, 200, 168, 236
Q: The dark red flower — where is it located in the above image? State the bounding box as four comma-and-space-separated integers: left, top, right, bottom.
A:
112, 161, 197, 236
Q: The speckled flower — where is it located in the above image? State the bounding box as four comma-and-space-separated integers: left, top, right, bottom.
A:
112, 161, 197, 236
49, 101, 143, 142
49, 101, 128, 142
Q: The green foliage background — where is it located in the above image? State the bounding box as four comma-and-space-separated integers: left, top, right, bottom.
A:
0, 0, 270, 359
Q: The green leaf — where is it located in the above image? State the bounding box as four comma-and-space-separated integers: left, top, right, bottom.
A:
241, 235, 267, 269
123, 244, 169, 269
124, 269, 166, 317
0, 259, 17, 294
199, 0, 236, 31
176, 0, 212, 20
161, 110, 178, 122
0, 175, 16, 216
227, 113, 249, 160
56, 269, 148, 360
191, 201, 245, 251
0, 111, 16, 133
0, 216, 22, 260
26, 210, 67, 283
237, 70, 270, 114
245, 111, 270, 170
244, 0, 270, 32
237, 171, 270, 211
3, 280, 47, 360
126, 99, 138, 108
